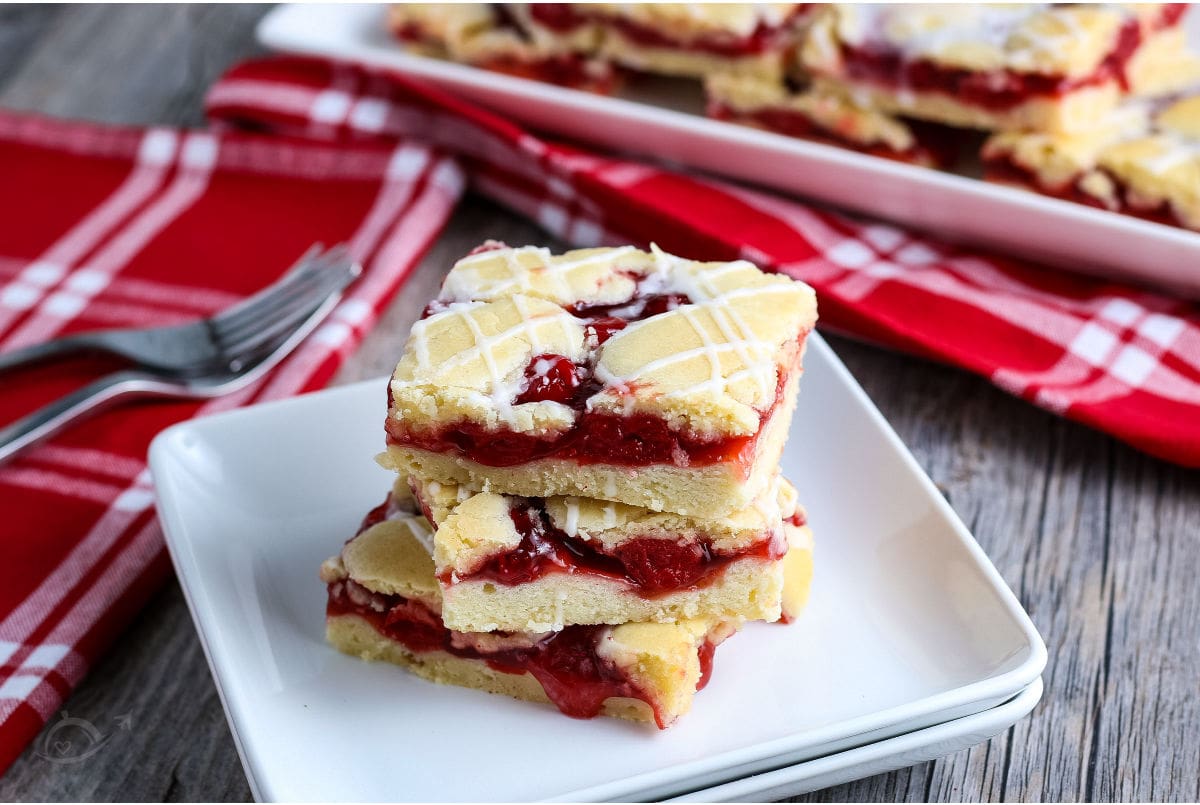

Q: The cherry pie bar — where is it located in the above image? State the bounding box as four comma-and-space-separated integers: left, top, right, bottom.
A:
523, 3, 811, 81
379, 244, 818, 520
983, 85, 1200, 231
387, 4, 615, 93
705, 71, 964, 167
801, 4, 1190, 134
406, 474, 807, 632
321, 491, 741, 728
327, 238, 819, 728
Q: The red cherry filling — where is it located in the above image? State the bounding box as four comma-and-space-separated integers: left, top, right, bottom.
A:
611, 538, 723, 593
358, 499, 392, 533
983, 156, 1190, 230
391, 21, 430, 44
460, 503, 625, 586
514, 354, 584, 405
697, 638, 717, 690
382, 596, 445, 633
327, 580, 680, 726
526, 3, 585, 33
357, 490, 421, 537
568, 291, 690, 322
585, 316, 626, 345
394, 401, 767, 468
638, 293, 689, 317
419, 300, 447, 319
468, 240, 510, 255
387, 366, 786, 469
474, 56, 617, 94
706, 102, 964, 168
448, 498, 783, 595
488, 626, 642, 721
391, 271, 799, 471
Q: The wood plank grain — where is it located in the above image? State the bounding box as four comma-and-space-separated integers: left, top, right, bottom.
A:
2, 4, 1200, 802
0, 4, 266, 126
0, 6, 63, 92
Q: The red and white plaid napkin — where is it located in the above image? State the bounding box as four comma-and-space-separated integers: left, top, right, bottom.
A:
209, 56, 1200, 468
0, 110, 462, 770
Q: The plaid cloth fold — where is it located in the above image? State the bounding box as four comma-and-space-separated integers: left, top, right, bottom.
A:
0, 110, 463, 771
207, 56, 1200, 468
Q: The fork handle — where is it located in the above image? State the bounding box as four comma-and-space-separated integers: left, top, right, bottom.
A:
0, 333, 99, 374
0, 370, 147, 464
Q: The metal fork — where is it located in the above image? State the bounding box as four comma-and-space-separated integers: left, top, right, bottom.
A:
0, 244, 353, 375
0, 245, 360, 464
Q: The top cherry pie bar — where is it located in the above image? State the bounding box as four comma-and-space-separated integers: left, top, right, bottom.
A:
380, 244, 818, 520
801, 3, 1190, 134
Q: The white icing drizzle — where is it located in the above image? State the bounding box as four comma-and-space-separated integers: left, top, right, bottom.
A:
400, 298, 580, 425
562, 498, 581, 537
407, 300, 484, 371
602, 474, 618, 498
600, 329, 776, 400
404, 243, 804, 429
459, 300, 519, 417
841, 3, 1129, 74
405, 517, 436, 557
426, 480, 473, 505
1141, 134, 1200, 175
595, 244, 780, 402
607, 2, 793, 37
1097, 97, 1157, 143
679, 260, 774, 400
649, 242, 677, 277
1059, 90, 1200, 175
510, 294, 545, 354
679, 306, 724, 392
750, 475, 785, 526
441, 244, 638, 302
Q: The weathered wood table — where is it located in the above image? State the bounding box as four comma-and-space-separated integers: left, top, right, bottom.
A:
2, 6, 1197, 802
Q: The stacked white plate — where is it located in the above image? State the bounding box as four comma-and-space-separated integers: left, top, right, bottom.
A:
151, 335, 1046, 801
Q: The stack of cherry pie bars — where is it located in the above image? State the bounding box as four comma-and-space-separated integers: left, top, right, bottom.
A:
390, 3, 1200, 233
319, 243, 819, 728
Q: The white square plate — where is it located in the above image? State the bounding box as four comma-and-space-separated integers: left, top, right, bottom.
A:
675, 678, 1043, 802
150, 334, 1046, 802
257, 3, 1200, 299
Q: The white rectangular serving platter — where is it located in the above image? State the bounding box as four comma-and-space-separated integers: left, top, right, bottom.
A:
150, 334, 1046, 802
259, 3, 1200, 300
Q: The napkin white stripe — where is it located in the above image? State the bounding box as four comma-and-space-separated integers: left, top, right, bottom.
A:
1, 133, 219, 352
0, 128, 176, 336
